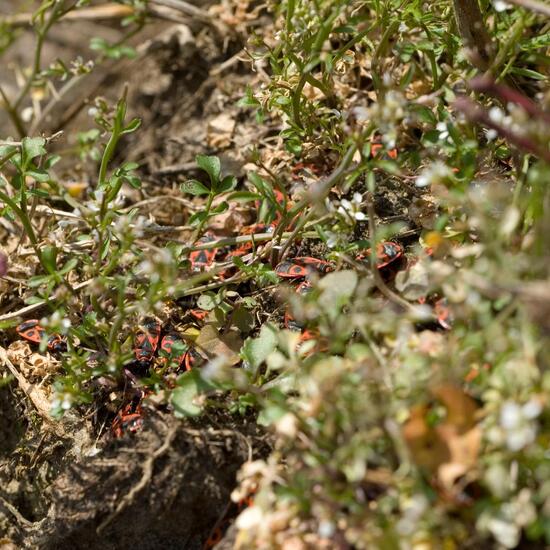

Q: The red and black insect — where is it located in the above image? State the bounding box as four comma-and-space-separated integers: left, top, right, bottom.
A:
159, 333, 189, 369
230, 223, 275, 258
16, 319, 66, 352
133, 317, 161, 363
370, 140, 398, 160
275, 257, 334, 279
356, 241, 404, 269
111, 401, 144, 438
190, 232, 218, 271
189, 308, 209, 323
291, 161, 321, 180
184, 347, 205, 372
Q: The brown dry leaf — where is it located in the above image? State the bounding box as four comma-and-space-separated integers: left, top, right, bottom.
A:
7, 340, 33, 364
432, 384, 478, 431
208, 202, 254, 234
402, 404, 450, 472
403, 384, 481, 494
207, 112, 236, 149
433, 384, 481, 491
195, 324, 242, 366
8, 341, 59, 379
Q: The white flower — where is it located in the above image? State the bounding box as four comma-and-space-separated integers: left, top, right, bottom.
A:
415, 161, 453, 188
522, 399, 542, 419
318, 520, 335, 538
500, 399, 541, 451
489, 106, 505, 125
325, 231, 340, 248
436, 121, 449, 140
500, 401, 522, 429
236, 506, 263, 530
493, 0, 512, 11
487, 517, 520, 548
484, 128, 498, 141
337, 192, 366, 221
275, 413, 297, 438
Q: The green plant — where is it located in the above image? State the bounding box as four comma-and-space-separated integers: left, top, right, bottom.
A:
181, 154, 237, 238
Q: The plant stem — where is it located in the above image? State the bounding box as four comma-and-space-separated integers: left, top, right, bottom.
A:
194, 192, 214, 241
452, 0, 494, 71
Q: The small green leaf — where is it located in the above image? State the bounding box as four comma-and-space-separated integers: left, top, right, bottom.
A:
196, 154, 221, 185
44, 154, 61, 169
59, 258, 79, 276
126, 175, 141, 189
511, 67, 547, 80
22, 137, 46, 166
241, 323, 278, 369
40, 245, 58, 272
197, 292, 219, 311
171, 369, 212, 417
318, 270, 358, 320
188, 211, 208, 226
28, 188, 50, 198
121, 117, 141, 135
26, 169, 51, 182
181, 179, 210, 196
257, 403, 287, 426
211, 201, 229, 214
216, 175, 237, 193
227, 191, 261, 202
0, 144, 17, 157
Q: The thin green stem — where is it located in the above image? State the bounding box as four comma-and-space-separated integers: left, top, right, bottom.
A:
194, 192, 214, 241
0, 189, 39, 245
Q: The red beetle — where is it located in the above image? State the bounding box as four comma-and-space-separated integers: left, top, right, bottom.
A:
356, 241, 404, 269
133, 318, 161, 363
275, 257, 333, 279
370, 140, 398, 160
16, 319, 66, 352
159, 333, 189, 369
111, 401, 144, 438
231, 223, 275, 258
190, 232, 218, 271
189, 309, 209, 323
184, 347, 205, 371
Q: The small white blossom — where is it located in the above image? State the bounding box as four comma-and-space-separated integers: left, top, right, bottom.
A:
318, 520, 335, 538
337, 192, 366, 221
484, 128, 498, 141
415, 161, 453, 188
436, 121, 449, 140
500, 399, 541, 451
489, 106, 505, 124
493, 0, 512, 11
325, 231, 340, 248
